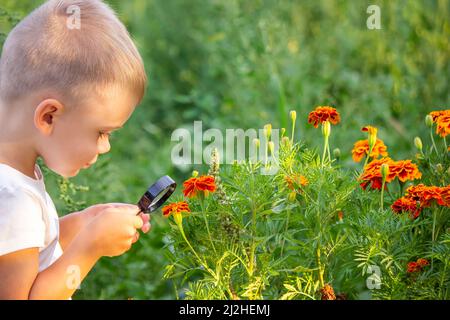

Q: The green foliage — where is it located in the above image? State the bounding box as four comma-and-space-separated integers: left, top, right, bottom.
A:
164, 110, 449, 300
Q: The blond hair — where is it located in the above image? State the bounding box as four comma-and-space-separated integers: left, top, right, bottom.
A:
0, 0, 147, 105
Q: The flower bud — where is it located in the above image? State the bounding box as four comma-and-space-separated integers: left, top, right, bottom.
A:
425, 115, 433, 128
253, 138, 260, 149
281, 128, 286, 137
192, 170, 199, 178
268, 141, 275, 156
381, 163, 389, 181
414, 137, 423, 151
174, 212, 183, 226
290, 110, 297, 122
333, 148, 341, 159
368, 136, 376, 149
264, 124, 272, 139
281, 136, 291, 147
287, 191, 297, 202
322, 121, 331, 138
362, 126, 377, 149
436, 163, 443, 173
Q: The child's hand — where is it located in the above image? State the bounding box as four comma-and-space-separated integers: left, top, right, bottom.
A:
82, 204, 150, 257
80, 203, 151, 234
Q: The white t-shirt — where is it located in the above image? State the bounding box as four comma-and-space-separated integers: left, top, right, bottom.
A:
0, 163, 63, 272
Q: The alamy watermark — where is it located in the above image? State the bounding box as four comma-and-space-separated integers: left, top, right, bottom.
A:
171, 121, 280, 174
66, 264, 81, 290
367, 5, 381, 30
66, 5, 81, 30
366, 265, 382, 290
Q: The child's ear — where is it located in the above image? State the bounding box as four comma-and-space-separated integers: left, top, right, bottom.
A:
34, 98, 65, 135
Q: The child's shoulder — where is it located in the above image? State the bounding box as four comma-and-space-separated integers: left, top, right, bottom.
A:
0, 163, 47, 213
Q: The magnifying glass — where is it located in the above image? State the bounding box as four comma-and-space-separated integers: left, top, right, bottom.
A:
136, 175, 177, 214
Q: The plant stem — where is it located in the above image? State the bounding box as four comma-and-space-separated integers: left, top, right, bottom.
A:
444, 136, 448, 152
432, 208, 441, 243
431, 208, 439, 273
380, 179, 386, 210
322, 135, 329, 167
398, 180, 405, 196
316, 245, 325, 288
178, 224, 213, 275
280, 209, 291, 256
327, 143, 331, 162
430, 127, 438, 155
249, 242, 256, 277
291, 118, 295, 143
249, 171, 257, 277
248, 204, 257, 277
265, 139, 269, 168
363, 144, 374, 168
200, 196, 217, 254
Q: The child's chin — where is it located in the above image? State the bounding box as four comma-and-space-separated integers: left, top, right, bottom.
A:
61, 168, 80, 178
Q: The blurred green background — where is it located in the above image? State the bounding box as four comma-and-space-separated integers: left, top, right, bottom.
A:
1, 0, 449, 299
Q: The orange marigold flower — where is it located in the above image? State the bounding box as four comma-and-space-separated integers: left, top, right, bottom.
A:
405, 184, 443, 208
407, 262, 421, 273
391, 197, 421, 219
359, 157, 395, 190
162, 201, 191, 217
284, 174, 309, 191
183, 175, 216, 198
389, 160, 422, 183
435, 114, 450, 137
438, 186, 450, 207
429, 110, 450, 137
417, 258, 429, 267
352, 139, 388, 162
320, 284, 336, 300
407, 258, 429, 273
429, 110, 448, 122
360, 158, 422, 190
307, 106, 340, 128
361, 125, 378, 136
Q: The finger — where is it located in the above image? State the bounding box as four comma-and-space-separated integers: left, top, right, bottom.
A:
142, 222, 151, 233
132, 216, 144, 229
139, 213, 150, 224
138, 214, 150, 232
132, 231, 140, 243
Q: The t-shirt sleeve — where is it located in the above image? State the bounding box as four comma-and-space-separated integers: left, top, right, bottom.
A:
0, 187, 46, 256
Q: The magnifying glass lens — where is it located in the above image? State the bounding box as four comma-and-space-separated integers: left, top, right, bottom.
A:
137, 176, 177, 214
150, 186, 171, 206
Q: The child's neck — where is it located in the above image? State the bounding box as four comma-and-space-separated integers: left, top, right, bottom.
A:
0, 153, 39, 180
0, 99, 41, 180
0, 133, 39, 181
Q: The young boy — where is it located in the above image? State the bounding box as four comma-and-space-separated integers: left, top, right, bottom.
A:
0, 0, 151, 299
